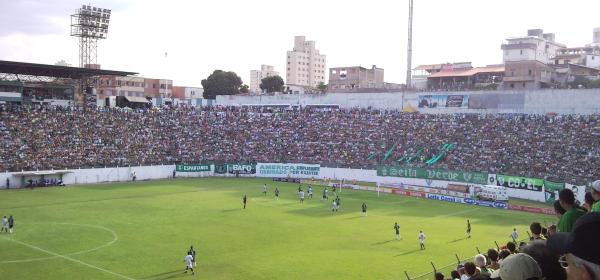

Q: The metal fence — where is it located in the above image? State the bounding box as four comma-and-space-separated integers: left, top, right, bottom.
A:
403, 234, 533, 280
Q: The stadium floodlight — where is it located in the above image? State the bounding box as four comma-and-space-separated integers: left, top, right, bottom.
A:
70, 4, 111, 68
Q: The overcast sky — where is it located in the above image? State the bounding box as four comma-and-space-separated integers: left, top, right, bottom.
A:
0, 0, 599, 87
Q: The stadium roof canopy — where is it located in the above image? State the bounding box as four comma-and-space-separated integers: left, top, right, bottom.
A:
11, 170, 71, 176
0, 60, 138, 79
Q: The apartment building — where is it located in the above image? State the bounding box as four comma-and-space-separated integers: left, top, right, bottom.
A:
249, 65, 279, 93
286, 36, 326, 88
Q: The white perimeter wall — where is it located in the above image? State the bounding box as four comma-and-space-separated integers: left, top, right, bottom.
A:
216, 89, 600, 114
0, 165, 559, 203
0, 165, 213, 189
217, 92, 406, 109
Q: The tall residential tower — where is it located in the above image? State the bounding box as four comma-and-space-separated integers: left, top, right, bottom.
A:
286, 36, 326, 87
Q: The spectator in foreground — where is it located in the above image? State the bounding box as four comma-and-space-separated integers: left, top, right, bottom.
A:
583, 192, 595, 212
592, 180, 600, 212
558, 188, 586, 232
547, 224, 558, 236
462, 262, 479, 280
519, 242, 528, 252
490, 253, 542, 280
554, 200, 566, 219
450, 270, 461, 280
474, 254, 491, 275
548, 212, 600, 280
469, 274, 491, 280
486, 248, 500, 270
529, 222, 546, 240
520, 240, 566, 280
498, 249, 511, 264
506, 242, 517, 254
434, 272, 444, 280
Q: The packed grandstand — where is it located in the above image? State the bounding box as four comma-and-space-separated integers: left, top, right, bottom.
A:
2, 104, 600, 280
1, 104, 598, 185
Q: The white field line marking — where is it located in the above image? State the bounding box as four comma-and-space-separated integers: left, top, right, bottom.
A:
0, 223, 119, 264
3, 237, 135, 280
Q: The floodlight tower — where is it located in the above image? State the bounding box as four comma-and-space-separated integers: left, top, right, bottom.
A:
70, 5, 111, 68
406, 0, 413, 89
70, 5, 111, 107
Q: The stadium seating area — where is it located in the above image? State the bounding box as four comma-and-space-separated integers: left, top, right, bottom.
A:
438, 188, 600, 280
1, 105, 599, 184
422, 187, 599, 280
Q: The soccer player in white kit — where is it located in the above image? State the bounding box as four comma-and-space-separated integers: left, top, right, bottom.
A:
184, 253, 195, 275
263, 184, 267, 196
419, 231, 426, 250
1, 216, 7, 233
511, 228, 518, 242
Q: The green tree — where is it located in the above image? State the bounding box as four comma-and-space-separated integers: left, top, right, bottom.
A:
201, 70, 243, 99
259, 76, 284, 93
317, 82, 328, 93
240, 84, 249, 94
590, 78, 600, 88
569, 76, 591, 89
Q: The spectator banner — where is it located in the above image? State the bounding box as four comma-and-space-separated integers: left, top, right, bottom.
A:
508, 204, 555, 215
565, 183, 586, 206
257, 163, 320, 178
489, 174, 543, 192
417, 95, 469, 108
382, 183, 471, 198
377, 166, 487, 185
214, 164, 227, 174
448, 183, 470, 194
175, 164, 211, 172
544, 180, 564, 203
227, 163, 256, 174
391, 188, 426, 198
545, 180, 565, 190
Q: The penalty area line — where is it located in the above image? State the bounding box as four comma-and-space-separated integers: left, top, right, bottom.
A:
3, 237, 135, 280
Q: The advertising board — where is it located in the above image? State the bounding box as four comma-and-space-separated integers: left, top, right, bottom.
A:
508, 204, 555, 215
463, 197, 508, 209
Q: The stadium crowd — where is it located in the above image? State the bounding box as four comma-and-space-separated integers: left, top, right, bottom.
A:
0, 105, 599, 184
433, 186, 600, 280
1, 103, 600, 280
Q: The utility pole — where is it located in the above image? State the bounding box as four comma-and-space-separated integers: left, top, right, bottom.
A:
406, 0, 414, 89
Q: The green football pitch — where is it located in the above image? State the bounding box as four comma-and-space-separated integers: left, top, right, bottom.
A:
0, 178, 553, 280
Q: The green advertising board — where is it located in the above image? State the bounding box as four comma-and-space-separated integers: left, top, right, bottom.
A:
494, 174, 543, 192
212, 163, 257, 174
377, 166, 488, 185
227, 163, 257, 174
175, 164, 212, 172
